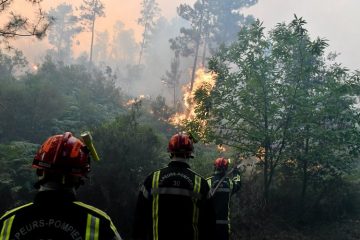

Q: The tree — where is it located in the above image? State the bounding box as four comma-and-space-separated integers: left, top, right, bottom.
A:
78, 114, 163, 234
171, 0, 257, 92
189, 17, 360, 204
161, 51, 181, 108
171, 0, 208, 91
0, 0, 51, 47
93, 30, 109, 63
0, 49, 27, 77
0, 141, 38, 213
137, 0, 161, 65
80, 0, 105, 64
0, 55, 124, 143
47, 3, 82, 63
111, 21, 138, 65
209, 0, 257, 47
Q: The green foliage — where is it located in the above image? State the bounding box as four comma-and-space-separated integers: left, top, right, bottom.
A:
0, 0, 52, 48
47, 3, 82, 63
188, 16, 360, 225
77, 114, 164, 236
0, 56, 125, 143
0, 49, 28, 77
0, 142, 38, 213
150, 95, 174, 121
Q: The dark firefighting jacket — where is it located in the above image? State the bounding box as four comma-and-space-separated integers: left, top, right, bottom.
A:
0, 190, 122, 240
133, 160, 216, 240
207, 172, 241, 237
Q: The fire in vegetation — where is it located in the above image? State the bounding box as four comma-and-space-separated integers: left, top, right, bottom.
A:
125, 95, 146, 106
217, 144, 227, 153
169, 68, 217, 126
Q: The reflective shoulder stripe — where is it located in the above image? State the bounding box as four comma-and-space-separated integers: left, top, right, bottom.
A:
194, 175, 201, 195
85, 213, 100, 240
73, 202, 120, 239
192, 175, 201, 240
151, 187, 202, 200
0, 215, 15, 240
0, 203, 33, 221
233, 174, 241, 182
229, 179, 234, 191
152, 170, 161, 240
73, 202, 109, 220
206, 177, 212, 187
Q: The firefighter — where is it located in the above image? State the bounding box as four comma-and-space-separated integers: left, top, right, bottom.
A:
207, 157, 241, 240
0, 132, 122, 240
133, 132, 216, 240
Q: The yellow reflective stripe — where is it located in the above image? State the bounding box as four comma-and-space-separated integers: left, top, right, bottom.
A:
85, 214, 91, 240
0, 215, 15, 240
206, 178, 212, 187
73, 202, 107, 219
0, 203, 33, 221
85, 214, 100, 240
152, 170, 160, 240
192, 175, 201, 240
73, 202, 120, 238
94, 217, 100, 240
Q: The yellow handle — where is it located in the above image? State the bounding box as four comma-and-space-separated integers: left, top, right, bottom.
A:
81, 131, 100, 161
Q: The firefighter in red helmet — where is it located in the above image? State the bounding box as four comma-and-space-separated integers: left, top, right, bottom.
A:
133, 132, 216, 240
207, 157, 241, 240
0, 132, 122, 240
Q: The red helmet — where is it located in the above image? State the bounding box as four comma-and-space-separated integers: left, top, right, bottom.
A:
214, 157, 229, 171
167, 133, 194, 156
33, 132, 90, 176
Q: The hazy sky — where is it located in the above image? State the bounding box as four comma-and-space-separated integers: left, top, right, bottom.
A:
244, 0, 360, 70
9, 0, 360, 70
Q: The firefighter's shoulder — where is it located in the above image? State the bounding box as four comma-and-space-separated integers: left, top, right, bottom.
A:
73, 201, 121, 239
187, 168, 206, 179
0, 202, 34, 221
72, 201, 112, 221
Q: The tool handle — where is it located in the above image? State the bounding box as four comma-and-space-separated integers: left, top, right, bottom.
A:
81, 131, 100, 161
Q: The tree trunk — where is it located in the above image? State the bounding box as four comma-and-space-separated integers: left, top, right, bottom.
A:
138, 21, 149, 65
89, 12, 96, 64
201, 36, 208, 67
189, 38, 201, 92
263, 74, 270, 204
300, 128, 310, 211
189, 1, 205, 92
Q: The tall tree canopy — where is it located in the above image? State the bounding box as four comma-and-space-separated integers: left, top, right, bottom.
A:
171, 0, 257, 91
47, 3, 82, 63
189, 16, 360, 203
137, 0, 161, 65
80, 0, 105, 64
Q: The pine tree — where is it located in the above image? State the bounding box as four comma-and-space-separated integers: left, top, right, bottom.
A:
80, 0, 105, 64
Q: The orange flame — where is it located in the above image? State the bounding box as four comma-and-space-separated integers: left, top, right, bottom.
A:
125, 95, 146, 106
169, 68, 217, 126
217, 145, 227, 152
31, 64, 39, 72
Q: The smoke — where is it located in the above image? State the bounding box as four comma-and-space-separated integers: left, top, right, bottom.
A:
9, 0, 196, 100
